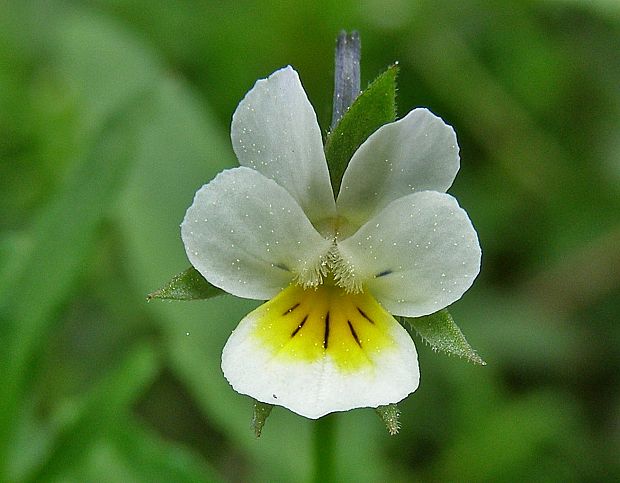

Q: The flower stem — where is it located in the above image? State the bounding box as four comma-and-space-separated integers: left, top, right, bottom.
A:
331, 31, 361, 129
312, 415, 337, 483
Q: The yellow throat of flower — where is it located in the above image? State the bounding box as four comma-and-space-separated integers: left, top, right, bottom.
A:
252, 283, 397, 371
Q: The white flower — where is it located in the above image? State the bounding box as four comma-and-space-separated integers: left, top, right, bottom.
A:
181, 66, 481, 419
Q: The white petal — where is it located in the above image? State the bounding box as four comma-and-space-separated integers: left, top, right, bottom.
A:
337, 191, 481, 317
222, 284, 419, 419
336, 109, 460, 236
231, 66, 336, 230
181, 167, 333, 300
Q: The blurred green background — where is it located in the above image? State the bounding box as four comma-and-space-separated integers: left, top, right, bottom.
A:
1, 0, 619, 481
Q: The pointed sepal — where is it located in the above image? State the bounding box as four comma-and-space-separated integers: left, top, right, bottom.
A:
251, 400, 273, 438
325, 64, 398, 195
375, 404, 401, 435
147, 266, 224, 301
401, 309, 486, 365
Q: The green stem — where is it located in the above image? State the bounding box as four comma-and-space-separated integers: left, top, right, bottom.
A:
312, 415, 337, 483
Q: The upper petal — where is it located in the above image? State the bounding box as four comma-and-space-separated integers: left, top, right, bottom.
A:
231, 66, 336, 230
336, 108, 459, 236
336, 191, 481, 317
181, 167, 333, 300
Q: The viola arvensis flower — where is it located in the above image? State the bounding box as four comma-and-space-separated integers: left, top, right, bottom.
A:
181, 66, 481, 419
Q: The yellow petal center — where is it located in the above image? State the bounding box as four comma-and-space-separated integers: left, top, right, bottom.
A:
252, 283, 397, 371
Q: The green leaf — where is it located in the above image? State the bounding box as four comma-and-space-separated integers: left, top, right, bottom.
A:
324, 65, 398, 195
0, 96, 148, 476
23, 344, 159, 483
401, 309, 486, 365
147, 266, 225, 301
111, 418, 223, 483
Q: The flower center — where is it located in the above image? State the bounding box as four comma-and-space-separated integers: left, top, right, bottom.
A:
294, 239, 362, 293
252, 283, 396, 371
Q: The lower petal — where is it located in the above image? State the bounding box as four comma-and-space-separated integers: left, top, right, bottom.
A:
221, 284, 419, 419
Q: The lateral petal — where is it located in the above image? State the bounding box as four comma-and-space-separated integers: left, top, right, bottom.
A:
337, 191, 481, 317
181, 167, 333, 301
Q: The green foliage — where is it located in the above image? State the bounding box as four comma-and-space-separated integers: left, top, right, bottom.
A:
401, 309, 486, 365
0, 94, 149, 475
23, 345, 159, 482
324, 65, 398, 195
1, 0, 619, 481
109, 420, 224, 483
148, 267, 225, 301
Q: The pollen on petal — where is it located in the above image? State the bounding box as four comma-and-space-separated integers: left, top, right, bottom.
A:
293, 250, 330, 289
327, 244, 363, 293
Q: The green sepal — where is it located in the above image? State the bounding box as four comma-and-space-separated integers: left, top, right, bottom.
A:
147, 266, 225, 301
325, 65, 398, 196
375, 404, 401, 435
251, 400, 273, 438
400, 309, 486, 365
